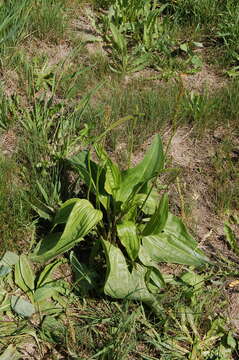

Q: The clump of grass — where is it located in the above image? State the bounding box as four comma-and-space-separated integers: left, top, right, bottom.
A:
166, 0, 220, 27
0, 0, 30, 58
217, 2, 239, 65
28, 0, 68, 43
0, 155, 32, 255
210, 139, 239, 215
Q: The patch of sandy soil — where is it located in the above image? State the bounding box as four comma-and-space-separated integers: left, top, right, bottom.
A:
1, 69, 20, 97
0, 129, 18, 157
23, 36, 72, 62
179, 64, 226, 93
167, 128, 220, 239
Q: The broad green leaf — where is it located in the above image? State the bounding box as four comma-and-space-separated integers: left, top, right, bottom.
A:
227, 332, 237, 349
94, 144, 121, 196
0, 345, 21, 360
135, 189, 159, 215
32, 200, 102, 263
37, 259, 62, 288
149, 267, 165, 288
11, 295, 35, 318
141, 213, 209, 266
69, 150, 101, 192
142, 236, 208, 267
117, 134, 164, 203
138, 245, 159, 268
31, 233, 61, 262
180, 43, 188, 53
117, 221, 140, 261
105, 159, 121, 196
191, 55, 203, 68
53, 199, 79, 226
143, 193, 169, 236
180, 271, 204, 289
15, 255, 35, 300
34, 287, 57, 302
145, 267, 165, 293
102, 239, 156, 305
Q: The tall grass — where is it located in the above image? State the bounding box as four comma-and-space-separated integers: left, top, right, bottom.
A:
0, 0, 30, 58
28, 0, 67, 42
0, 156, 32, 255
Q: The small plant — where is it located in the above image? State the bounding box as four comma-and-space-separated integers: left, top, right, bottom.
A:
97, 0, 173, 73
108, 23, 150, 74
0, 251, 69, 318
31, 134, 208, 311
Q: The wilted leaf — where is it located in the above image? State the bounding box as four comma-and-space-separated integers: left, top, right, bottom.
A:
0, 252, 19, 277
0, 345, 21, 360
37, 259, 62, 288
11, 296, 35, 318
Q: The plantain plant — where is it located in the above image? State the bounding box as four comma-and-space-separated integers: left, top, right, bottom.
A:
100, 0, 170, 74
31, 134, 209, 311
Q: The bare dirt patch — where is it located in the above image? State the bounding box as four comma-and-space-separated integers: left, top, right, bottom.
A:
0, 129, 18, 157
180, 64, 226, 93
